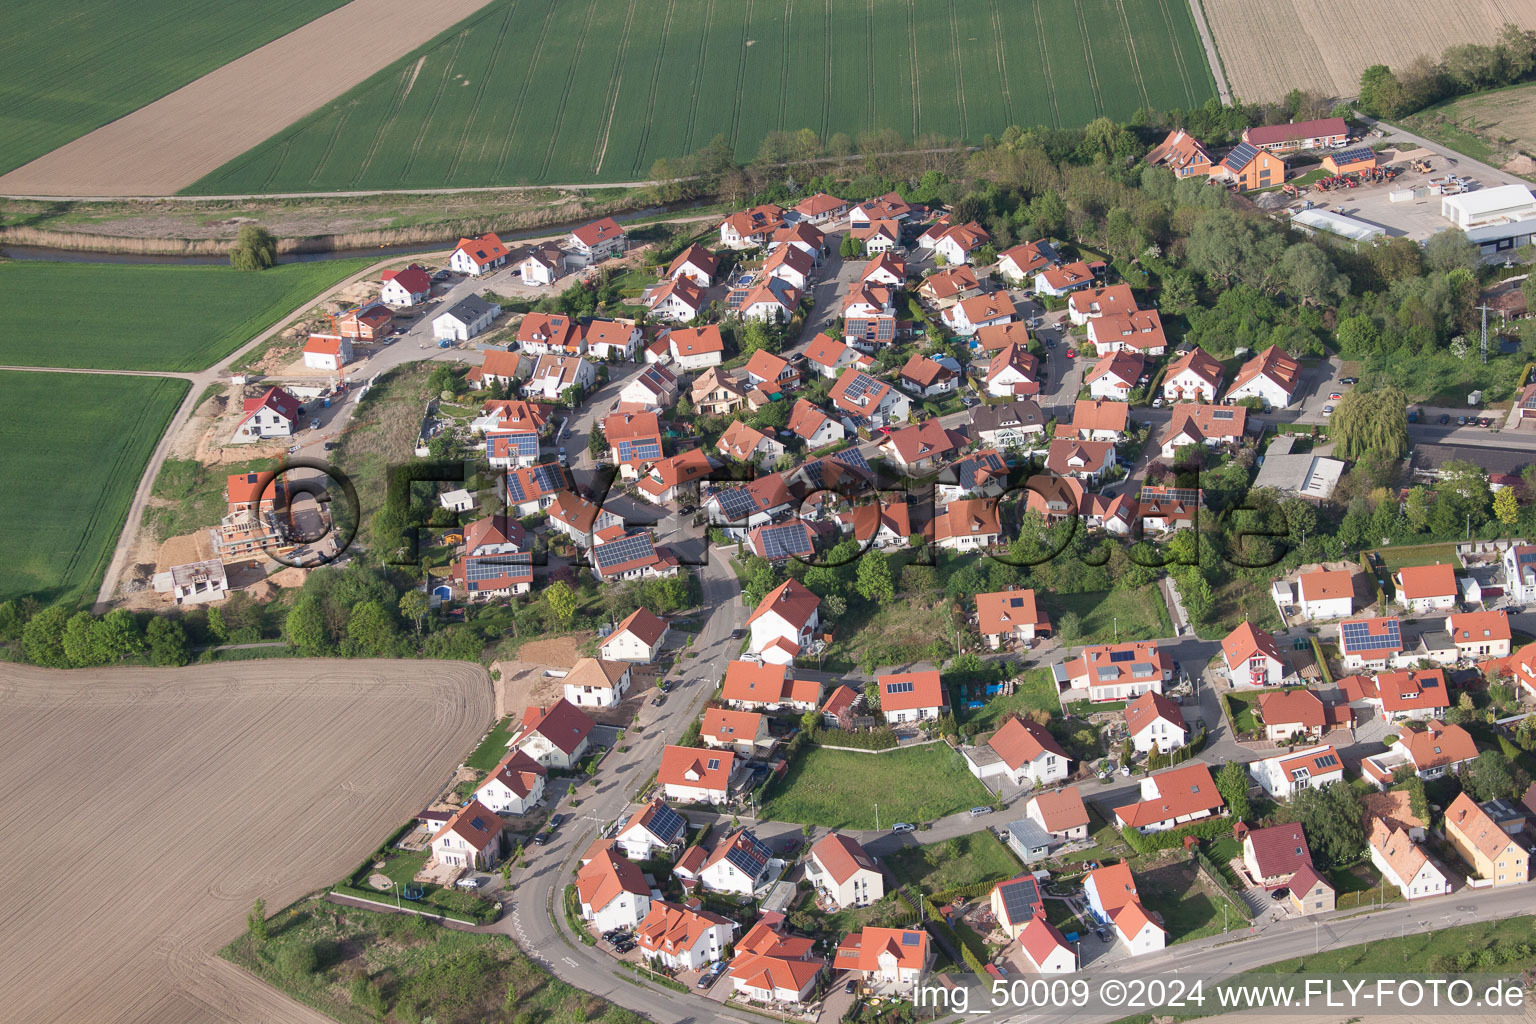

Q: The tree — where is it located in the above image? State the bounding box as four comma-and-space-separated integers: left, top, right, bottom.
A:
285, 595, 329, 657
229, 225, 278, 271
399, 589, 430, 635
346, 600, 399, 657
546, 580, 578, 627
1056, 611, 1082, 646
854, 550, 894, 602
1358, 64, 1405, 117
21, 605, 70, 667
1332, 385, 1408, 459
863, 681, 881, 709
1280, 243, 1347, 306
249, 898, 269, 942
1422, 229, 1480, 274
1462, 749, 1524, 802
588, 429, 607, 459
1291, 785, 1365, 868
1494, 486, 1520, 526
1215, 762, 1251, 823
206, 605, 229, 643
800, 709, 821, 733
62, 610, 104, 667
146, 616, 191, 666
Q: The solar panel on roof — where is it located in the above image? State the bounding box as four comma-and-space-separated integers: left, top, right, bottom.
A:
593, 533, 656, 569
1108, 650, 1135, 663
725, 831, 771, 876
1333, 146, 1374, 163
487, 433, 539, 459
1212, 410, 1234, 420
646, 803, 686, 840
1224, 142, 1259, 169
504, 474, 527, 503
998, 877, 1042, 921
616, 438, 662, 462
886, 681, 915, 694
465, 553, 533, 588
1341, 620, 1401, 651
760, 522, 813, 559
712, 487, 759, 522
901, 933, 921, 946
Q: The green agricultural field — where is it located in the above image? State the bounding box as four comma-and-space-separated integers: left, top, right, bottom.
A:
188, 0, 1215, 194
761, 744, 992, 829
0, 259, 376, 372
0, 371, 188, 604
0, 0, 349, 177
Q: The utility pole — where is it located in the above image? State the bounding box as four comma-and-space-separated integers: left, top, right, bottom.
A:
1478, 302, 1492, 365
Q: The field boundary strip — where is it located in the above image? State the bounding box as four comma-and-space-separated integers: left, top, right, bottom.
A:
446, 0, 519, 183
948, 0, 968, 139
728, 0, 753, 149
494, 0, 558, 179
537, 0, 600, 181
777, 0, 795, 135
865, 0, 876, 125
1151, 0, 1198, 107
590, 0, 638, 176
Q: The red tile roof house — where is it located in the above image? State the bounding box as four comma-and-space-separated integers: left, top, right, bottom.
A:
985, 342, 1040, 398
614, 798, 691, 861
577, 847, 652, 932
829, 367, 911, 429
605, 411, 664, 482
1240, 822, 1315, 888
1296, 568, 1355, 620
1069, 641, 1173, 706
807, 833, 884, 909
561, 657, 633, 709
302, 333, 353, 371
804, 332, 863, 379
1034, 260, 1098, 297
996, 239, 1058, 284
974, 588, 1052, 649
1361, 719, 1479, 788
1087, 308, 1167, 356
898, 352, 959, 398
788, 398, 846, 448
876, 670, 948, 725
510, 698, 594, 770
646, 276, 706, 322
667, 325, 726, 370
1044, 438, 1116, 483
667, 244, 718, 287
700, 707, 770, 756
932, 498, 1002, 552
722, 660, 823, 711
517, 243, 567, 286
879, 419, 966, 473
848, 192, 913, 225
472, 748, 546, 815
582, 318, 642, 360
720, 204, 787, 249
430, 799, 506, 872
1242, 116, 1349, 152
794, 191, 849, 224
861, 252, 906, 287
636, 449, 715, 506
1123, 691, 1188, 753
1060, 398, 1130, 441
1018, 916, 1076, 974
1067, 283, 1135, 326
567, 216, 627, 264
918, 265, 982, 307
658, 745, 736, 805
1083, 863, 1166, 954
1340, 668, 1451, 721
1026, 786, 1091, 840
636, 900, 738, 971
449, 232, 509, 275
697, 828, 775, 896
718, 420, 786, 468
231, 386, 302, 442
747, 579, 821, 664
1160, 403, 1248, 458
547, 489, 622, 548
1086, 349, 1144, 401
1337, 617, 1404, 671
927, 220, 991, 265
335, 300, 394, 342
836, 500, 912, 551
599, 607, 670, 664
1163, 347, 1225, 402
1221, 622, 1288, 688
452, 513, 532, 598
379, 263, 433, 306
744, 349, 801, 393
1368, 817, 1451, 901
1248, 741, 1345, 798
1223, 345, 1301, 410
834, 927, 932, 996
942, 292, 1017, 335
964, 714, 1070, 786
1447, 610, 1512, 659
1145, 128, 1216, 178
850, 218, 901, 255
1112, 761, 1226, 834
1256, 688, 1352, 743
1394, 563, 1459, 614
728, 915, 826, 1005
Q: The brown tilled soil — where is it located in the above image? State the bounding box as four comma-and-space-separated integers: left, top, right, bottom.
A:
0, 660, 491, 1024
0, 0, 496, 196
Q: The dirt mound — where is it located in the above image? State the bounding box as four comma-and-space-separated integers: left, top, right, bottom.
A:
518, 634, 591, 666
1503, 154, 1536, 176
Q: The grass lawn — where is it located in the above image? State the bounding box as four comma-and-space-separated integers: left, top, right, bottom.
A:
0, 371, 187, 604
1206, 575, 1281, 637
1137, 858, 1244, 944
465, 717, 516, 771
0, 259, 376, 372
1224, 691, 1264, 736
1371, 542, 1460, 571
885, 830, 1021, 895
761, 744, 992, 830
223, 896, 631, 1024
1057, 806, 1129, 865
1044, 587, 1172, 646
146, 454, 279, 542
962, 668, 1060, 732
820, 595, 953, 672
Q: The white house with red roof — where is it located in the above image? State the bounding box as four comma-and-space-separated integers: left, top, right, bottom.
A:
567, 217, 626, 263
600, 607, 669, 664
1368, 818, 1451, 901
1160, 403, 1247, 458
1502, 545, 1536, 604
807, 833, 883, 909
1064, 641, 1172, 701
747, 579, 821, 664
929, 221, 990, 264
943, 292, 1016, 335
1297, 568, 1354, 620
1067, 284, 1135, 325
1249, 742, 1345, 798
379, 264, 433, 306
1257, 688, 1351, 744
231, 386, 302, 442
932, 498, 1002, 551
698, 828, 774, 896
804, 333, 862, 379
897, 353, 958, 398
1026, 786, 1090, 840
511, 699, 594, 770
668, 325, 725, 370
700, 707, 770, 756
1338, 617, 1404, 671
615, 799, 689, 860
1243, 117, 1348, 152
474, 748, 546, 815
618, 363, 680, 411
848, 192, 912, 225
1087, 309, 1166, 356
1362, 720, 1478, 788
582, 318, 642, 361
430, 799, 505, 871
658, 745, 735, 804
1123, 691, 1188, 754
794, 192, 848, 224
302, 333, 352, 371
918, 265, 981, 307
1224, 345, 1301, 409
667, 244, 717, 287
834, 928, 931, 996
1112, 761, 1225, 833
975, 588, 1051, 649
1018, 916, 1076, 973
449, 233, 509, 275
517, 243, 566, 286
1394, 564, 1459, 614
728, 916, 825, 1005
722, 660, 822, 711
989, 874, 1046, 940
545, 489, 620, 549
1083, 863, 1165, 954
861, 253, 905, 288
577, 847, 651, 932
562, 657, 633, 709
1163, 347, 1224, 402
521, 353, 594, 402
720, 205, 787, 249
1043, 439, 1117, 484
1447, 610, 1511, 659
880, 420, 965, 472
1034, 260, 1097, 297
996, 240, 1057, 284
519, 312, 583, 355
985, 342, 1040, 398
1061, 398, 1130, 441
764, 243, 816, 290
1339, 667, 1450, 720
637, 900, 737, 971
1222, 622, 1288, 687
836, 501, 911, 551
647, 277, 706, 322
1086, 349, 1143, 401
966, 715, 1070, 786
787, 399, 845, 448
829, 367, 910, 429
876, 670, 947, 724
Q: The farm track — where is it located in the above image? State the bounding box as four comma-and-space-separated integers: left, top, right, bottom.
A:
591, 0, 639, 176
727, 0, 753, 148
989, 0, 1014, 127
1035, 3, 1062, 127
821, 0, 833, 140
0, 660, 492, 1024
622, 0, 676, 178
537, 0, 599, 182
446, 0, 518, 182
1153, 0, 1198, 106
906, 0, 921, 138
777, 0, 795, 133
493, 0, 557, 179
305, 103, 354, 187
865, 0, 876, 125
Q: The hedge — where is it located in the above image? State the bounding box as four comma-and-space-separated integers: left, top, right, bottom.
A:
932, 879, 1001, 904
616, 960, 689, 992
923, 896, 988, 977
563, 884, 596, 945
1192, 849, 1252, 921
1310, 636, 1333, 685
808, 726, 898, 750
1119, 815, 1232, 855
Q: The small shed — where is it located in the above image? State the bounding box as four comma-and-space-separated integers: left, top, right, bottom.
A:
1321, 147, 1378, 176
1003, 819, 1057, 864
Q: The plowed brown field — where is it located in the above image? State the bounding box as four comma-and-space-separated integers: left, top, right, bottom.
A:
0, 660, 491, 1024
1203, 0, 1536, 101
0, 0, 495, 197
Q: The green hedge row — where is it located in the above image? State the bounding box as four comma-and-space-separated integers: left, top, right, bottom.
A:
1192, 849, 1253, 921
924, 896, 988, 976
1118, 814, 1232, 855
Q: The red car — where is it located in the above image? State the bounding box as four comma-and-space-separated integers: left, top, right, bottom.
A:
1065, 348, 1077, 359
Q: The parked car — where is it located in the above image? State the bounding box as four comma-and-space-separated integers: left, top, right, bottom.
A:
1339, 376, 1358, 384
1120, 765, 1132, 776
696, 973, 715, 989
969, 806, 991, 818
287, 444, 300, 454
1322, 405, 1334, 417
455, 876, 482, 890
1439, 413, 1451, 425
1045, 337, 1056, 348
729, 628, 746, 640
891, 822, 916, 834
1151, 397, 1164, 408
310, 419, 321, 430
1270, 887, 1290, 901
1481, 417, 1493, 427
613, 940, 635, 954
1458, 416, 1468, 426
549, 814, 563, 829
1329, 392, 1343, 401
532, 832, 549, 845
844, 980, 858, 994
323, 440, 338, 450
1064, 348, 1076, 359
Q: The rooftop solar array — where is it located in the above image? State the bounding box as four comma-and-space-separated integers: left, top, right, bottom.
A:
1332, 146, 1374, 164
647, 803, 686, 842
1139, 486, 1201, 505
1223, 142, 1259, 170
487, 432, 539, 459
886, 680, 915, 694
616, 437, 662, 462
593, 532, 657, 569
997, 876, 1042, 922
726, 831, 772, 876
842, 373, 881, 403
711, 487, 760, 522
848, 316, 896, 341
758, 522, 814, 559
1212, 409, 1235, 420
901, 932, 921, 946
1341, 619, 1402, 651
465, 553, 533, 589
1108, 650, 1135, 663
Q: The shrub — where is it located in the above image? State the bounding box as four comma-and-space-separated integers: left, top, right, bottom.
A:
277, 941, 319, 978
1119, 815, 1232, 854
